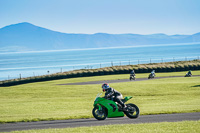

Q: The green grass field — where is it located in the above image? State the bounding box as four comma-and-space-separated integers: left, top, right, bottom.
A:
0, 71, 200, 123
8, 121, 200, 133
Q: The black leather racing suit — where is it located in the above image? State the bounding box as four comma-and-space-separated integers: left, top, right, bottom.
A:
188, 71, 192, 75
105, 87, 125, 108
130, 70, 135, 75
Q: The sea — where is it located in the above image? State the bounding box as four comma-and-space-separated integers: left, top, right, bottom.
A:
0, 43, 200, 81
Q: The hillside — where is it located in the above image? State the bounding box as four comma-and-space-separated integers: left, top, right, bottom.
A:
0, 22, 200, 52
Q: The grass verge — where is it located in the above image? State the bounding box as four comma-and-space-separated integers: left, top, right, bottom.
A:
0, 71, 200, 123
8, 120, 200, 133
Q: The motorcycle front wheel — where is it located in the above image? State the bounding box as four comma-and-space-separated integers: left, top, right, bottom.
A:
92, 106, 107, 120
124, 103, 140, 119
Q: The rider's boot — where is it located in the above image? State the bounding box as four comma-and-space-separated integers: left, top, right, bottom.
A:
122, 105, 128, 111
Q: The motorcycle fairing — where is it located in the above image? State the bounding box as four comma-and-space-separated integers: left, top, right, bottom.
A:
94, 97, 124, 118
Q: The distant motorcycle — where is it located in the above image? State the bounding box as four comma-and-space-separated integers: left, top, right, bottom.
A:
92, 93, 140, 120
185, 73, 192, 77
148, 73, 155, 79
130, 74, 136, 80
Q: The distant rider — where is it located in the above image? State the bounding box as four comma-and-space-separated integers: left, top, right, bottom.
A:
130, 70, 135, 76
102, 83, 127, 110
151, 70, 156, 76
187, 70, 192, 76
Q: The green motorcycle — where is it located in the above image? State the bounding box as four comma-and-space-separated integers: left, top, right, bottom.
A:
92, 93, 140, 120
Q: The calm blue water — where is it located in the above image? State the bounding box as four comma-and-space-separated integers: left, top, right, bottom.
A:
0, 43, 200, 81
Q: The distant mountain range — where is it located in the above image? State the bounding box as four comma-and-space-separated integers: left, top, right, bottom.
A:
0, 22, 200, 52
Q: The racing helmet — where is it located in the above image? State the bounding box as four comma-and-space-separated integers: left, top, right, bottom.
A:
102, 83, 109, 92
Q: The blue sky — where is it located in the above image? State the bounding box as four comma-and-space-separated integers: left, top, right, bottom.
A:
0, 0, 200, 35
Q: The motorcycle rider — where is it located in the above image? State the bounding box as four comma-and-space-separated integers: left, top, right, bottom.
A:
102, 83, 127, 110
130, 70, 135, 76
130, 70, 136, 80
187, 70, 192, 76
151, 70, 156, 77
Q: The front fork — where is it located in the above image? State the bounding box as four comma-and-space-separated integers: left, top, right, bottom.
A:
97, 104, 102, 111
94, 104, 102, 111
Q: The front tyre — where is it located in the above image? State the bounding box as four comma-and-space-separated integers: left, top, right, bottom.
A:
124, 103, 140, 119
92, 106, 107, 120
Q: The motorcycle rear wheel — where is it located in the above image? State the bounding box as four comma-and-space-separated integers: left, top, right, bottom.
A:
124, 103, 140, 119
92, 106, 107, 120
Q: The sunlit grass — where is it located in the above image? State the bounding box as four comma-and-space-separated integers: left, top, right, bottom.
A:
45, 70, 200, 84
10, 121, 200, 133
0, 71, 200, 123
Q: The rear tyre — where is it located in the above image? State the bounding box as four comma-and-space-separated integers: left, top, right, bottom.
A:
92, 106, 107, 120
148, 74, 151, 79
124, 103, 140, 119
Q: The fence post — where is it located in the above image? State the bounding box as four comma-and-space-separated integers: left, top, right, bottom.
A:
150, 58, 151, 63
138, 59, 140, 65
19, 74, 21, 79
111, 61, 113, 66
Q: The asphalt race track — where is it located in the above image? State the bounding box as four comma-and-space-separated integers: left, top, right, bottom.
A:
0, 112, 200, 132
1, 75, 200, 132
58, 75, 200, 85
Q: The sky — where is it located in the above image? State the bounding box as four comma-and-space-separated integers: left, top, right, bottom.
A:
0, 0, 200, 35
